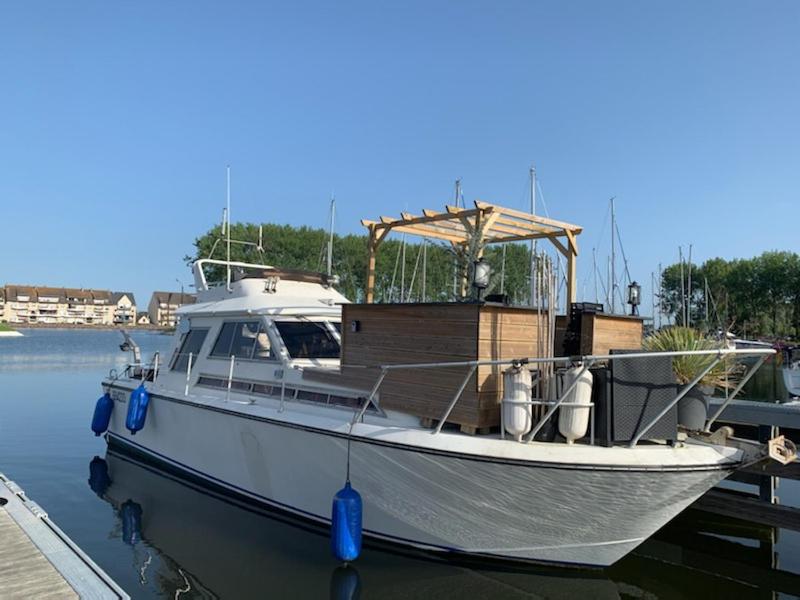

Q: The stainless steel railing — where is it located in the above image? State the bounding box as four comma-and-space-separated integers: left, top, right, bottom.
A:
348, 348, 774, 447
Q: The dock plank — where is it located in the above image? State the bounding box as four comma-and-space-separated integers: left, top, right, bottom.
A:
693, 488, 800, 531
0, 508, 78, 599
708, 398, 800, 429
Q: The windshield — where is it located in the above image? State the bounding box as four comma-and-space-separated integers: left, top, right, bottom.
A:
274, 321, 340, 360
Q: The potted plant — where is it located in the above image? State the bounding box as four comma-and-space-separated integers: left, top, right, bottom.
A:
643, 327, 741, 430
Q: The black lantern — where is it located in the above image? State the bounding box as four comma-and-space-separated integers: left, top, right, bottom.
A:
472, 258, 491, 301
627, 280, 641, 316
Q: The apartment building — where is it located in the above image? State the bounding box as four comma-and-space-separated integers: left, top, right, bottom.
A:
147, 292, 196, 327
0, 285, 137, 326
110, 292, 137, 325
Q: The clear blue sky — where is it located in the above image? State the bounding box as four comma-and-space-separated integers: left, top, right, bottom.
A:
1, 1, 798, 313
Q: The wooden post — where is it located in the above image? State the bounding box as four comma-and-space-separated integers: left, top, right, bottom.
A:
366, 227, 377, 303
566, 251, 577, 306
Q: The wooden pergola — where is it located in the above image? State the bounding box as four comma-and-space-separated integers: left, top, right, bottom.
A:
362, 201, 583, 304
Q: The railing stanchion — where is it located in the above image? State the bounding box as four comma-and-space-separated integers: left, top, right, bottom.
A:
525, 361, 593, 443
705, 354, 769, 431
434, 364, 477, 434
628, 354, 722, 448
279, 381, 286, 412
352, 367, 388, 426
226, 355, 235, 402
184, 352, 193, 396
152, 352, 160, 384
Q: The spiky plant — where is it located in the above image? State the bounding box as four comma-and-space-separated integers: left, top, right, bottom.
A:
643, 327, 741, 389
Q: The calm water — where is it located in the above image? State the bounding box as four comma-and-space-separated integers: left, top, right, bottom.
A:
1, 328, 800, 599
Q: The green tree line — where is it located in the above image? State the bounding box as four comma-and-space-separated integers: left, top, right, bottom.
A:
660, 251, 800, 338
187, 222, 536, 304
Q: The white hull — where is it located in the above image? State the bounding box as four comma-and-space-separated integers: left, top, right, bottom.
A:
105, 382, 736, 567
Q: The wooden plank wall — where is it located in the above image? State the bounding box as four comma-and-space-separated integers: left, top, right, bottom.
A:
477, 306, 542, 414
342, 303, 485, 427
587, 314, 644, 355
304, 303, 546, 429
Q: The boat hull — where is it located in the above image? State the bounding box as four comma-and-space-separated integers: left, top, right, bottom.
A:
104, 387, 734, 567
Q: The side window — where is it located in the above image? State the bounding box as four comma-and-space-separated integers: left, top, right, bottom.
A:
274, 321, 341, 359
211, 323, 236, 357
171, 329, 209, 372
210, 321, 274, 361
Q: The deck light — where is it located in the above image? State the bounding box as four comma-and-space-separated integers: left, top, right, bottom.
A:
627, 281, 641, 316
472, 258, 491, 301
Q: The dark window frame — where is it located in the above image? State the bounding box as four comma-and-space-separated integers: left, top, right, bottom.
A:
274, 320, 341, 360
170, 328, 210, 372
209, 319, 276, 362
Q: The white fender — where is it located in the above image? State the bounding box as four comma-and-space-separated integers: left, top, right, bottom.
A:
558, 365, 594, 444
502, 366, 532, 442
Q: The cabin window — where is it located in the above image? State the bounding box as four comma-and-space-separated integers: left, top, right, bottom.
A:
274, 321, 340, 359
210, 321, 274, 361
171, 328, 209, 372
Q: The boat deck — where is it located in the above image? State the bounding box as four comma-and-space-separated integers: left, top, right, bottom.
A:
0, 473, 128, 600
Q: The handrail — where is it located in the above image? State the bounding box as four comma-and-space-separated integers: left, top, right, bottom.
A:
343, 348, 775, 445
628, 353, 722, 447
704, 353, 769, 431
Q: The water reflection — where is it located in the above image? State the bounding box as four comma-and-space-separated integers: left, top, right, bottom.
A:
91, 450, 800, 599
92, 451, 621, 599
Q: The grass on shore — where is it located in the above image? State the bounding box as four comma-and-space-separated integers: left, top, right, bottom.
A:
0, 322, 15, 332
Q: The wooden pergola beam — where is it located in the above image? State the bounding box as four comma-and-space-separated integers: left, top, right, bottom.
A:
474, 200, 583, 234
364, 201, 582, 305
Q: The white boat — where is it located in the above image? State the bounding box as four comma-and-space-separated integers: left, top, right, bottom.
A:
95, 254, 796, 568
97, 194, 797, 567
783, 346, 800, 398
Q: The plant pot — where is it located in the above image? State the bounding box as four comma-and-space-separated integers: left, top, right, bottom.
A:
678, 386, 709, 431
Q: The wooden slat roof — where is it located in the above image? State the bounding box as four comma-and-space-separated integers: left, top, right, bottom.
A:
362, 200, 582, 255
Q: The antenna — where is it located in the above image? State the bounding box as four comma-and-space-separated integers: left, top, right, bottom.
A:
226, 165, 232, 292
327, 195, 335, 277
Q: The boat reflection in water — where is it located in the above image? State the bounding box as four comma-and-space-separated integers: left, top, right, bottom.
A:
90, 451, 800, 599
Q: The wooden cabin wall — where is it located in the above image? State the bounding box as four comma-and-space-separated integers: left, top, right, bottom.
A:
311, 303, 545, 429
340, 303, 486, 427
477, 307, 542, 415
587, 314, 643, 355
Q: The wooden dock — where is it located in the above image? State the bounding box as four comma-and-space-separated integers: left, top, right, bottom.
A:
694, 398, 800, 532
0, 474, 128, 599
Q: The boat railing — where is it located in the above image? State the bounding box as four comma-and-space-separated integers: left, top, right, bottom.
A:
348, 348, 774, 448
108, 352, 161, 385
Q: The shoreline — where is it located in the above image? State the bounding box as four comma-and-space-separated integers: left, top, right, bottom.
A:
4, 323, 173, 333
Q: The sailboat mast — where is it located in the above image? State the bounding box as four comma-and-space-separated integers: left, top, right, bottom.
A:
529, 166, 536, 306
610, 198, 616, 314
687, 244, 693, 327
226, 165, 232, 292
452, 179, 461, 297
679, 247, 686, 325
326, 196, 335, 277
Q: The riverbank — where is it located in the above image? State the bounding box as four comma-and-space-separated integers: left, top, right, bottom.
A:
0, 323, 23, 337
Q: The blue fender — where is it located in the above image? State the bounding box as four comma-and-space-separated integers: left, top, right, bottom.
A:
331, 481, 362, 562
125, 384, 150, 435
91, 393, 114, 436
